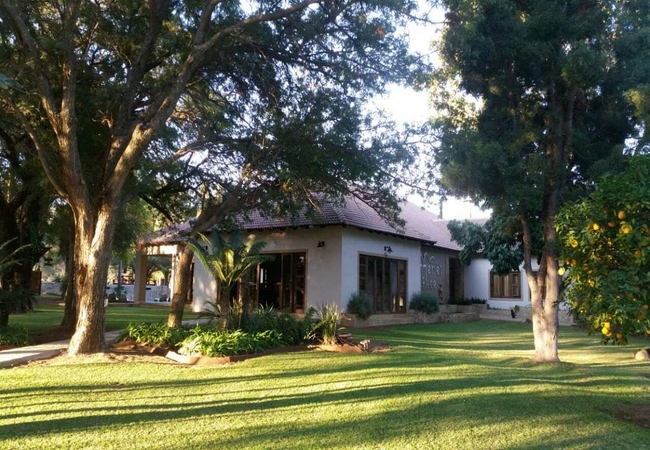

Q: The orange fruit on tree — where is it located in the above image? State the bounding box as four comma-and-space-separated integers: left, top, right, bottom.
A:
607, 222, 615, 228
558, 267, 566, 276
592, 223, 600, 231
618, 211, 626, 220
571, 239, 579, 248
621, 224, 632, 234
642, 304, 649, 310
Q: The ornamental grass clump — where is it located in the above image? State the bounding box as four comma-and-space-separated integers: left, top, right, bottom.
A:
316, 303, 340, 345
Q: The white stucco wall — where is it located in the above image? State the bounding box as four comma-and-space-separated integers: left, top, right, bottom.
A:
463, 258, 540, 309
254, 227, 344, 311
191, 227, 344, 312
190, 226, 424, 314
191, 257, 218, 312
340, 228, 422, 313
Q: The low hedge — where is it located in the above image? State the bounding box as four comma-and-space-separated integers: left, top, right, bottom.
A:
0, 325, 32, 346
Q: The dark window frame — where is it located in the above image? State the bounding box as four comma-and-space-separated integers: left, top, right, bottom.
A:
359, 254, 407, 313
489, 271, 521, 299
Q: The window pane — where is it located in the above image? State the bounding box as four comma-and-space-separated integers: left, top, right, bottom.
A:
358, 255, 407, 313
367, 257, 375, 310
295, 253, 306, 309
383, 260, 391, 312
397, 260, 406, 311
391, 260, 398, 312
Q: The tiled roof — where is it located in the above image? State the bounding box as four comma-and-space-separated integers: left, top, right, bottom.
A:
237, 197, 434, 243
144, 197, 489, 251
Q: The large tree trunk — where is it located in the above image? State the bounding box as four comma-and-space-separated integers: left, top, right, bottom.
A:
167, 244, 194, 328
536, 188, 561, 362
60, 227, 76, 331
521, 215, 560, 362
67, 204, 119, 355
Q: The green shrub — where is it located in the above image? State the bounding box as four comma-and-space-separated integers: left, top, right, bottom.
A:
0, 325, 31, 346
409, 292, 440, 314
316, 303, 340, 345
117, 322, 190, 347
298, 307, 318, 343
178, 328, 283, 357
242, 306, 317, 345
449, 296, 487, 305
347, 292, 373, 319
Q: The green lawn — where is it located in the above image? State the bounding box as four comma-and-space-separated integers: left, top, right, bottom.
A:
0, 321, 648, 450
9, 303, 197, 334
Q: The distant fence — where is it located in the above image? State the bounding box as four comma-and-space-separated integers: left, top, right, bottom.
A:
105, 283, 171, 303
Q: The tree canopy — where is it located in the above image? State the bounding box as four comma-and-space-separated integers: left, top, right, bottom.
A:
0, 0, 422, 353
428, 0, 648, 361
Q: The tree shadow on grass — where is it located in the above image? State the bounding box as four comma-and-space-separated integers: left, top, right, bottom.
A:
1, 351, 646, 444
2, 380, 644, 449
1, 322, 647, 448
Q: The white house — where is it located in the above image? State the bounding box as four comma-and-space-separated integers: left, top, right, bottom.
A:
135, 198, 467, 317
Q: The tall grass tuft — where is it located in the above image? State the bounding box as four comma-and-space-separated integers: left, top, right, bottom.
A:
317, 303, 340, 345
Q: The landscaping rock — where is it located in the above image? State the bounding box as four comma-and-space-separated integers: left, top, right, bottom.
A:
634, 349, 650, 361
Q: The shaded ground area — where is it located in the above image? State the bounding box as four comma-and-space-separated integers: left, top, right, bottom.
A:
611, 404, 650, 429
5, 302, 197, 348
0, 321, 648, 450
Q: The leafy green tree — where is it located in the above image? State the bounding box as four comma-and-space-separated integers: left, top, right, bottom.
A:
188, 231, 273, 330
447, 215, 537, 275
557, 155, 650, 344
0, 0, 419, 353
429, 0, 644, 361
0, 120, 52, 326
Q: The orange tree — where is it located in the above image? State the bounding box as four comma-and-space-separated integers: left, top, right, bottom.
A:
557, 154, 650, 344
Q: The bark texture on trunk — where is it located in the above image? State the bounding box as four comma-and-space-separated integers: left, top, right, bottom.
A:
60, 230, 76, 331
168, 244, 194, 328
67, 205, 119, 355
521, 215, 560, 362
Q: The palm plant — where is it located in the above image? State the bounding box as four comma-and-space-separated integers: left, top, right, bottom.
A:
187, 230, 273, 330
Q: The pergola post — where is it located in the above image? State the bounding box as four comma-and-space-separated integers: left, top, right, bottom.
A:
134, 250, 148, 304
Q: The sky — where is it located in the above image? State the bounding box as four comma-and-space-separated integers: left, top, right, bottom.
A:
372, 5, 492, 221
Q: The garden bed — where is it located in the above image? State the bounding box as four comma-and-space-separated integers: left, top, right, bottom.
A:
111, 334, 390, 365
112, 339, 312, 365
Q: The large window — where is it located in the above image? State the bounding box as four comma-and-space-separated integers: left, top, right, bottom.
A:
359, 255, 407, 313
490, 271, 521, 299
258, 252, 306, 312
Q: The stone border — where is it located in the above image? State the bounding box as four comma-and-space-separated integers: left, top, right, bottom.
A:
340, 311, 480, 328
